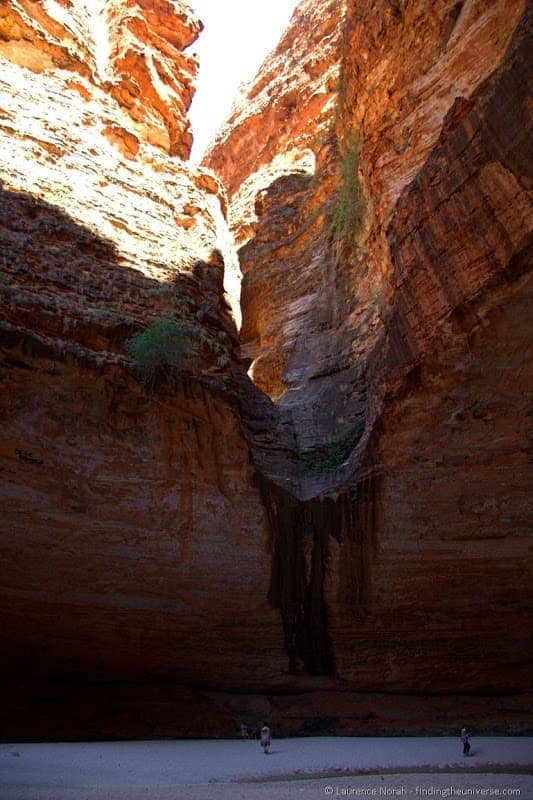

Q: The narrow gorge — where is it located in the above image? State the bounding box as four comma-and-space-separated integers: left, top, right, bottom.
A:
0, 0, 531, 739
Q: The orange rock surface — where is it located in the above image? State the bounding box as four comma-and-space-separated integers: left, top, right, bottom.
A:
0, 0, 285, 735
205, 0, 533, 727
0, 0, 199, 156
1, 0, 532, 738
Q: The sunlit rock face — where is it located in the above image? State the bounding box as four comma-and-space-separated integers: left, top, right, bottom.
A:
0, 0, 238, 383
207, 0, 343, 198
0, 0, 199, 156
205, 0, 533, 731
206, 0, 347, 408
0, 0, 287, 738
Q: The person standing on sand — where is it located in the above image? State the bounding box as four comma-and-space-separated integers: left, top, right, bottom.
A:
260, 723, 271, 754
240, 723, 249, 738
460, 726, 471, 756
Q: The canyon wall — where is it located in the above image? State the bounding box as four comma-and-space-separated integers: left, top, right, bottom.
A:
0, 0, 288, 739
205, 0, 533, 730
0, 0, 531, 738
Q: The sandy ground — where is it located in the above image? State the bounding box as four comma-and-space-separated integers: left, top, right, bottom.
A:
1, 737, 532, 800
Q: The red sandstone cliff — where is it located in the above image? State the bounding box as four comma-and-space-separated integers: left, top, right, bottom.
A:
1, 0, 532, 739
0, 0, 200, 156
0, 0, 288, 738
205, 0, 533, 726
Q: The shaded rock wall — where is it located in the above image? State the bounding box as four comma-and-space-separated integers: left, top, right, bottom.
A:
0, 0, 287, 737
1, 335, 285, 689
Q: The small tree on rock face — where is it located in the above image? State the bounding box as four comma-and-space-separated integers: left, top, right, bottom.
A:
126, 316, 193, 389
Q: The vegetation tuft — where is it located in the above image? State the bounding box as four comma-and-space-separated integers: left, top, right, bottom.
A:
125, 316, 194, 389
301, 429, 360, 477
125, 307, 234, 391
328, 136, 365, 257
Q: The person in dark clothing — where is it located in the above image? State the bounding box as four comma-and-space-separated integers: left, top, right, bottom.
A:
461, 726, 471, 756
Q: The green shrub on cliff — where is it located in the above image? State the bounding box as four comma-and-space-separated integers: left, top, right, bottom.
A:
126, 316, 193, 388
329, 137, 365, 255
302, 429, 360, 477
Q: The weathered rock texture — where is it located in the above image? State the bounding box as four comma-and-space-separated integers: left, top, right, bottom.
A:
207, 0, 342, 198
0, 0, 287, 738
0, 0, 200, 156
1, 0, 532, 739
205, 0, 533, 730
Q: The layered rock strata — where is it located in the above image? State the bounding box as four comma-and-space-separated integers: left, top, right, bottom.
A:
0, 0, 200, 156
0, 0, 532, 739
0, 0, 287, 737
205, 0, 533, 726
